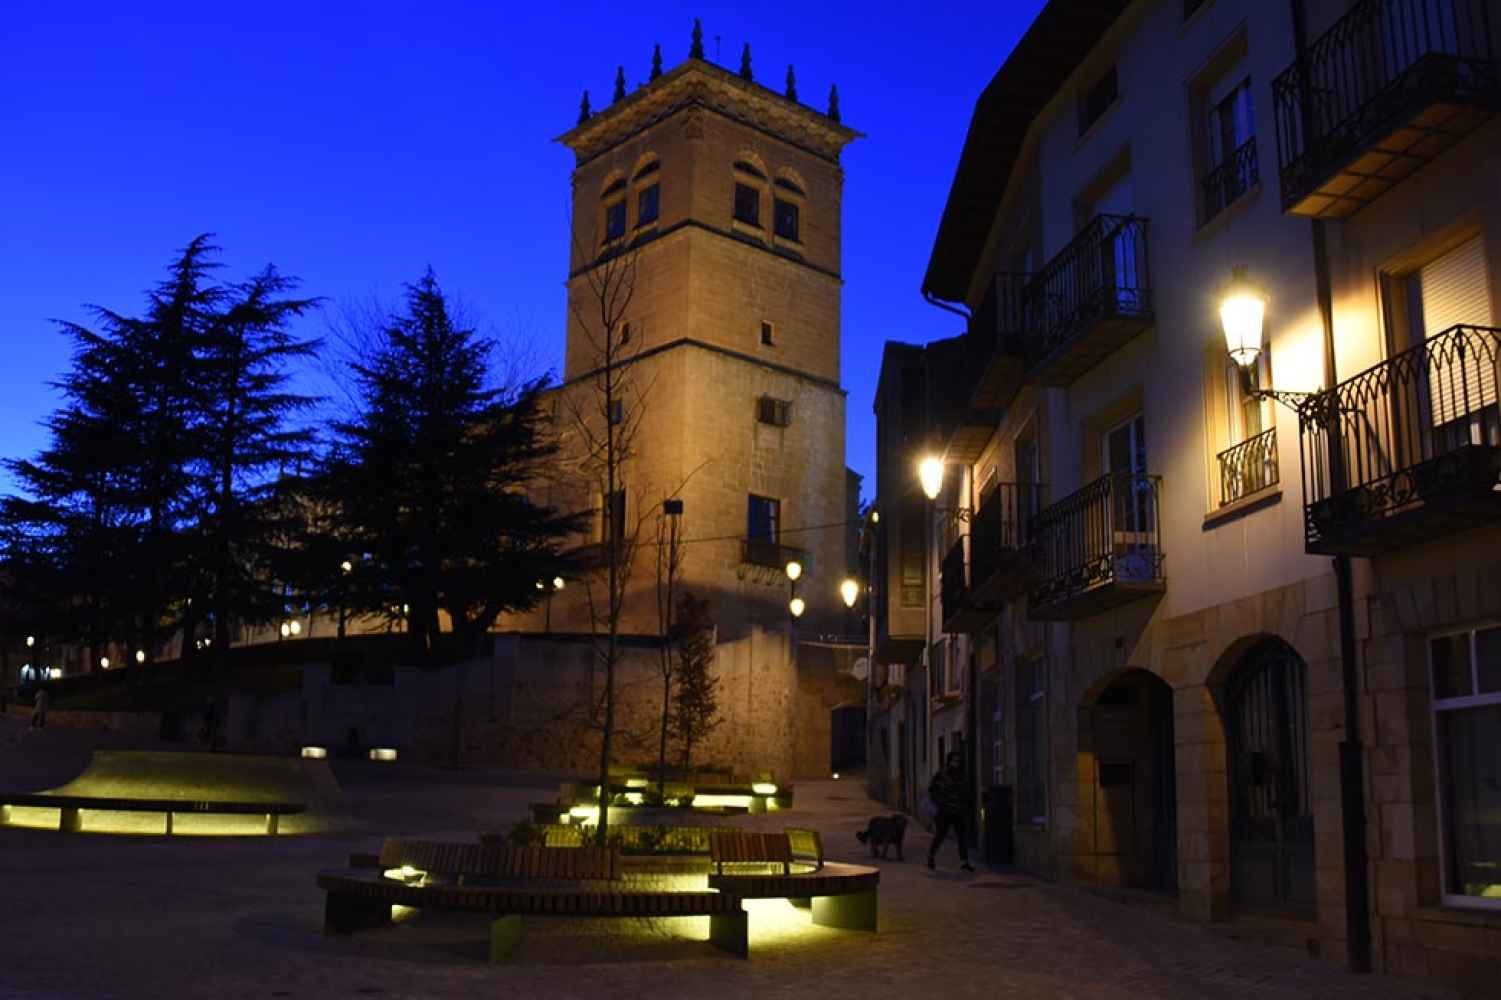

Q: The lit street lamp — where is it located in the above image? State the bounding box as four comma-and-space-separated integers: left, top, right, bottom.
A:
99, 656, 110, 670
784, 560, 802, 582
788, 596, 806, 618
840, 577, 860, 609
25, 635, 35, 648
918, 455, 945, 501
1220, 265, 1267, 369
134, 650, 146, 664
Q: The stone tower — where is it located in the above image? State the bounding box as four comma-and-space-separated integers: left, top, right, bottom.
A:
523, 52, 861, 640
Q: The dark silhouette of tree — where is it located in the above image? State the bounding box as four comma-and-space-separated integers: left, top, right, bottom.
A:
669, 592, 720, 772
317, 269, 581, 665
192, 266, 320, 658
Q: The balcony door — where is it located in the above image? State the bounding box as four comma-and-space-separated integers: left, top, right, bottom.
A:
1088, 172, 1137, 313
1105, 414, 1156, 582
1406, 236, 1499, 455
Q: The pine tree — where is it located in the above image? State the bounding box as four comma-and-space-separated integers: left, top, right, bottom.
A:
650, 43, 663, 81
193, 265, 320, 657
669, 592, 720, 772
739, 43, 753, 81
785, 65, 797, 101
689, 18, 704, 60
827, 84, 841, 122
612, 66, 626, 103
317, 269, 582, 664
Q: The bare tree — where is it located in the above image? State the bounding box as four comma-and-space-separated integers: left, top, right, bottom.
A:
559, 229, 648, 847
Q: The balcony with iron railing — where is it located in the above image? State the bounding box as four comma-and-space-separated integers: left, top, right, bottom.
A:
1022, 214, 1153, 386
1218, 427, 1280, 508
1272, 0, 1500, 218
1300, 324, 1501, 555
739, 538, 809, 572
1201, 137, 1261, 224
965, 272, 1032, 412
1028, 473, 1166, 620
940, 483, 1047, 633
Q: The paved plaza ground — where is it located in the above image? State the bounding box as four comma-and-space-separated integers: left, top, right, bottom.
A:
0, 717, 1475, 999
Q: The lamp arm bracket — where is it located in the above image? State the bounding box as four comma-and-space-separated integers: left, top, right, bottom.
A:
1247, 387, 1316, 412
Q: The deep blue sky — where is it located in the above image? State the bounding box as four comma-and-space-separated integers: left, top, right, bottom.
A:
0, 1, 1044, 497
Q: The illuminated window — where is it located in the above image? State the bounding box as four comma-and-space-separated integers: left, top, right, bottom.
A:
1430, 625, 1501, 908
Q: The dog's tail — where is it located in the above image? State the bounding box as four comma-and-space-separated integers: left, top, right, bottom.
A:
855, 830, 869, 843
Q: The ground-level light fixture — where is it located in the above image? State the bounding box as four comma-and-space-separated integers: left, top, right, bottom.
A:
25, 635, 35, 648
784, 559, 803, 582
99, 656, 110, 669
134, 650, 146, 664
552, 576, 566, 591
918, 455, 945, 501
788, 596, 806, 618
369, 747, 398, 762
49, 667, 62, 680
840, 578, 860, 609
300, 746, 328, 760
1220, 265, 1267, 369
340, 559, 353, 573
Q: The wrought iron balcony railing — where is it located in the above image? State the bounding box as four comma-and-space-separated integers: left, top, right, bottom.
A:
1300, 324, 1501, 554
1029, 472, 1165, 620
1272, 0, 1500, 218
938, 483, 1047, 634
966, 272, 1032, 412
1022, 213, 1153, 385
1218, 427, 1280, 507
739, 538, 809, 572
1201, 138, 1260, 223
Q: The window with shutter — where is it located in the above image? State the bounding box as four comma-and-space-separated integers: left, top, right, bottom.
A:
1415, 237, 1494, 436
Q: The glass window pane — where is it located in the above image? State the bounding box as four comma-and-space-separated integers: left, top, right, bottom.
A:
1438, 703, 1501, 899
605, 201, 626, 240
1432, 633, 1475, 700
1477, 627, 1501, 695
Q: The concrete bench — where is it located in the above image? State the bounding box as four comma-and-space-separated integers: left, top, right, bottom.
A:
707, 830, 880, 932
318, 838, 749, 960
0, 792, 305, 835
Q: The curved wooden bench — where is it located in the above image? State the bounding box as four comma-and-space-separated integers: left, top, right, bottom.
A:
0, 792, 305, 835
707, 831, 880, 932
318, 838, 748, 960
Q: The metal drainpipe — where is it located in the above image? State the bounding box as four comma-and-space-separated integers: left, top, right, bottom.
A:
922, 286, 978, 844
1292, 0, 1372, 973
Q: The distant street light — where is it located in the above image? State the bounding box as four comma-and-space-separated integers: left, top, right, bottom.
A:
134, 650, 146, 664
279, 622, 291, 638
785, 560, 803, 582
99, 657, 110, 669
340, 560, 353, 574
553, 576, 566, 591
788, 596, 806, 618
25, 635, 35, 648
840, 578, 860, 609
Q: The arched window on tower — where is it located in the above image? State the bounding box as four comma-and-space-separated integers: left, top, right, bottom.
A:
634, 158, 660, 229
732, 159, 766, 229
601, 175, 627, 243
773, 174, 805, 243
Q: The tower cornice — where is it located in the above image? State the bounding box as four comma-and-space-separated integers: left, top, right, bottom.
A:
557, 58, 862, 165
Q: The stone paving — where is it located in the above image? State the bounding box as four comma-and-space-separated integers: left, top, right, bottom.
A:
0, 717, 1475, 999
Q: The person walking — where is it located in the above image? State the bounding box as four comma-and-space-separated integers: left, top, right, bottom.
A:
30, 685, 49, 729
927, 750, 974, 871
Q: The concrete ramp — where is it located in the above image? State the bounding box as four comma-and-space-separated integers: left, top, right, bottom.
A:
14, 750, 343, 835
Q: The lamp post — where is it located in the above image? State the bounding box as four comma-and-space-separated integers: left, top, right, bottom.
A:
1220, 262, 1368, 971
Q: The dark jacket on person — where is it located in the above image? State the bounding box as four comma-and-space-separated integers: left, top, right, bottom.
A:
928, 764, 968, 817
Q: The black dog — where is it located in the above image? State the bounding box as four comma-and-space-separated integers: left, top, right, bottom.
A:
855, 814, 907, 860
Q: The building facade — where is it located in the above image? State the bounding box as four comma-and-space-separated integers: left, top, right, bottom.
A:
506, 55, 862, 642
871, 0, 1501, 990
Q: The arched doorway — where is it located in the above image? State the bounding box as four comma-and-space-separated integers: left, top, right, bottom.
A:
830, 703, 866, 774
1085, 669, 1178, 893
1223, 638, 1315, 912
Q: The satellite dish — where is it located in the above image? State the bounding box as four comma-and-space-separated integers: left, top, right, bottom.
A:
851, 657, 870, 681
